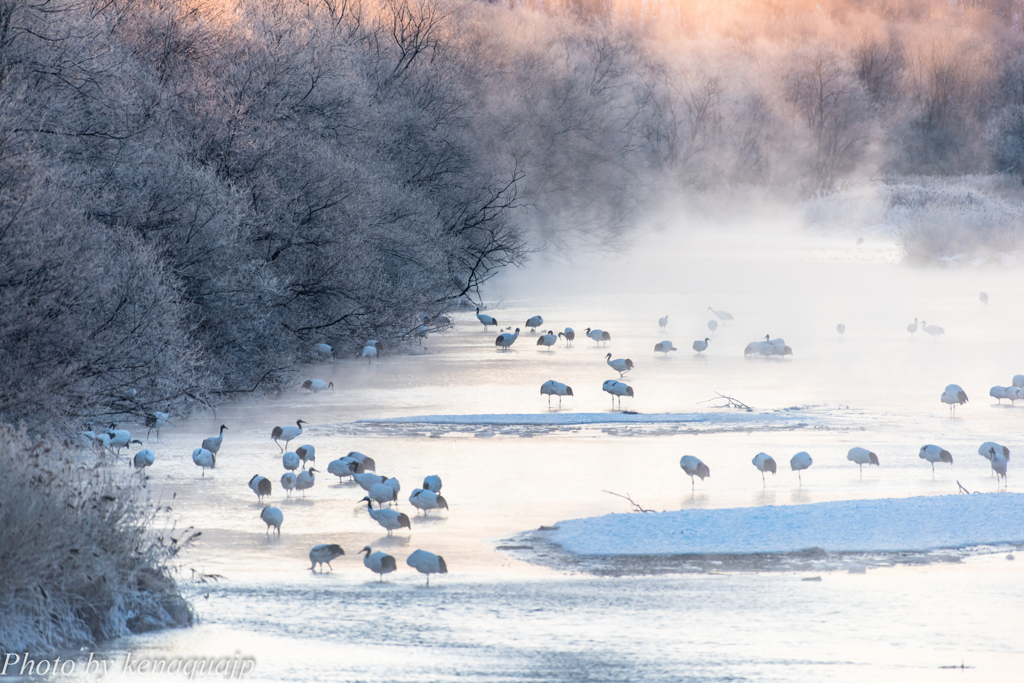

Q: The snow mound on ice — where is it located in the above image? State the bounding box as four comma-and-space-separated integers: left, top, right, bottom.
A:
548, 494, 1024, 556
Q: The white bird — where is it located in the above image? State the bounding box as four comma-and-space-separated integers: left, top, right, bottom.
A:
360, 546, 397, 581
145, 412, 169, 440
260, 506, 283, 535
708, 320, 718, 333
679, 455, 710, 490
992, 450, 1008, 487
407, 549, 448, 586
921, 320, 944, 339
980, 291, 989, 305
559, 328, 575, 346
919, 444, 953, 477
281, 472, 297, 496
707, 307, 734, 321
536, 331, 558, 350
658, 315, 668, 330
907, 318, 918, 337
1008, 387, 1022, 405
192, 447, 215, 476
409, 488, 449, 515
271, 419, 305, 452
354, 472, 388, 491
367, 482, 397, 507
1013, 375, 1024, 389
495, 328, 520, 350
296, 444, 315, 469
790, 451, 813, 484
585, 327, 611, 345
605, 353, 634, 377
106, 425, 133, 455
333, 457, 360, 478
422, 475, 442, 493
327, 457, 360, 480
295, 468, 318, 496
991, 386, 1008, 404
385, 477, 401, 497
836, 323, 845, 336
249, 474, 272, 502
541, 380, 574, 407
282, 451, 300, 471
692, 338, 709, 354
363, 500, 411, 535
202, 424, 227, 454
654, 341, 677, 355
941, 384, 968, 415
360, 345, 378, 363
475, 307, 498, 328
133, 449, 155, 471
315, 342, 335, 359
602, 379, 634, 410
302, 379, 334, 393
847, 447, 879, 477
979, 442, 1011, 479
525, 315, 544, 332
309, 544, 345, 572
752, 452, 776, 484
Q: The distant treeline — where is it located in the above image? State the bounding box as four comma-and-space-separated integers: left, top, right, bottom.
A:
2, 0, 1022, 427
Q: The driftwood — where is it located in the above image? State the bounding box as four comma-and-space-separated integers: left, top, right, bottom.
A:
698, 392, 754, 411
957, 480, 978, 495
603, 490, 655, 513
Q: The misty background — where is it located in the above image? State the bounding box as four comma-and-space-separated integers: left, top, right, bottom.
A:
3, 0, 1023, 426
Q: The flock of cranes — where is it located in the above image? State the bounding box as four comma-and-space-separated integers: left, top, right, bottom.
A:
77, 416, 449, 585
74, 291, 1013, 588
680, 441, 1009, 490
470, 300, 1015, 490
485, 307, 742, 412
253, 423, 447, 584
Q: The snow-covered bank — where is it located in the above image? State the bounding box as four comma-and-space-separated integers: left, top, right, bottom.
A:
358, 410, 817, 427
546, 494, 1024, 556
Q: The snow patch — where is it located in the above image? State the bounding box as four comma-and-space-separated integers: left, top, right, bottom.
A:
547, 494, 1024, 556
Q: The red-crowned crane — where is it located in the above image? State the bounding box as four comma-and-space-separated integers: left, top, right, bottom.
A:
309, 544, 344, 572
790, 451, 812, 484
495, 328, 520, 350
605, 353, 634, 377
541, 380, 573, 407
679, 455, 710, 490
752, 452, 776, 485
360, 546, 397, 581
919, 444, 953, 478
407, 549, 447, 586
476, 307, 498, 328
847, 447, 879, 478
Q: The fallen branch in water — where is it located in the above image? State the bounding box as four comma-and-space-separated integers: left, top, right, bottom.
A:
603, 490, 655, 513
957, 481, 978, 495
698, 392, 754, 411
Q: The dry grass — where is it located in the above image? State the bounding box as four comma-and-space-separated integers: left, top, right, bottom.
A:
0, 425, 193, 654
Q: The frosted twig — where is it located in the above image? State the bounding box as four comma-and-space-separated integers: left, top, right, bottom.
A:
602, 490, 655, 513
698, 392, 754, 411
957, 480, 978, 495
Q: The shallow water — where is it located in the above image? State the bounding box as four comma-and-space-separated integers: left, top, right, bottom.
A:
72, 232, 1024, 682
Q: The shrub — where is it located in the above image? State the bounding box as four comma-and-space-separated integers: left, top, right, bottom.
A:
0, 426, 192, 653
